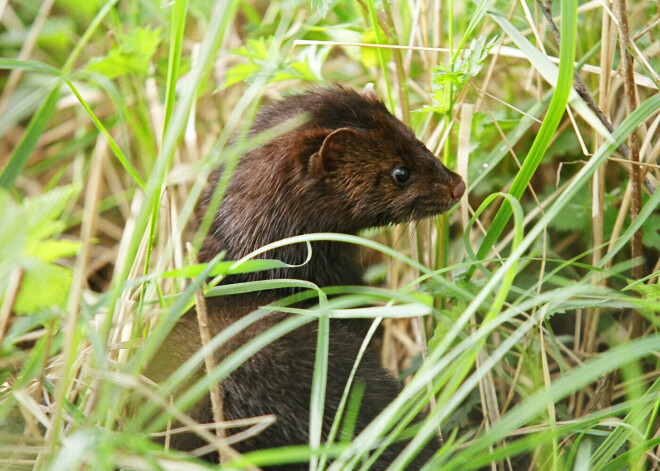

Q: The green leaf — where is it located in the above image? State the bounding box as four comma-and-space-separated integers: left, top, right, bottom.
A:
235, 37, 270, 60
55, 0, 102, 22
163, 0, 189, 134
0, 185, 80, 315
642, 214, 660, 250
453, 35, 497, 79
87, 26, 162, 78
30, 240, 81, 262
223, 62, 261, 88
630, 282, 660, 301
223, 37, 328, 88
550, 185, 591, 232
14, 261, 72, 314
0, 58, 62, 76
426, 35, 496, 116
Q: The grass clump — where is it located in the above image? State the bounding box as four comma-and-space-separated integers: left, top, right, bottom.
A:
1, 0, 659, 469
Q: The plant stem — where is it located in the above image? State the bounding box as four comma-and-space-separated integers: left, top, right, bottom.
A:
614, 0, 644, 339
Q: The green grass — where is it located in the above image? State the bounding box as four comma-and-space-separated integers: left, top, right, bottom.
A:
1, 0, 659, 469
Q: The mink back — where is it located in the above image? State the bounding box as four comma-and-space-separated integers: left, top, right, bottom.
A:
249, 86, 410, 136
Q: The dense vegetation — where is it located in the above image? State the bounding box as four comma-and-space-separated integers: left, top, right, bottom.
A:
0, 0, 659, 469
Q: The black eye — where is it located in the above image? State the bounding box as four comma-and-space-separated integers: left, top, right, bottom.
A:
391, 166, 412, 186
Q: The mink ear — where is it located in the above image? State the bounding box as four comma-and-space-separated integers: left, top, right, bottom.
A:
362, 83, 378, 101
309, 128, 361, 175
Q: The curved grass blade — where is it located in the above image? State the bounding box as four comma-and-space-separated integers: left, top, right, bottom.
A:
327, 90, 660, 470
468, 0, 578, 276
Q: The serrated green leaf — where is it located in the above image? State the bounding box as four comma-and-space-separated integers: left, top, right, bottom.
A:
223, 62, 261, 88
21, 185, 80, 240
30, 239, 81, 262
453, 35, 497, 79
428, 301, 466, 352
630, 282, 660, 301
0, 185, 80, 315
14, 261, 72, 314
427, 35, 496, 117
88, 49, 146, 78
431, 86, 451, 114
87, 26, 162, 78
433, 70, 466, 87
234, 37, 270, 60
289, 60, 318, 81
642, 214, 660, 250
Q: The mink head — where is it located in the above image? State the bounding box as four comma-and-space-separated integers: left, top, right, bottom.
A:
199, 86, 465, 262
252, 86, 465, 231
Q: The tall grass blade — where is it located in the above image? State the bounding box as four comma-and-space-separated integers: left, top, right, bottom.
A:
469, 0, 578, 274
0, 84, 60, 189
162, 0, 188, 135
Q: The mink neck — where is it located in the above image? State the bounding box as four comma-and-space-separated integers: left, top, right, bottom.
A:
200, 182, 364, 290
206, 237, 364, 290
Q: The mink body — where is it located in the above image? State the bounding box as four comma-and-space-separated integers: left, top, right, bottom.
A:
145, 87, 464, 469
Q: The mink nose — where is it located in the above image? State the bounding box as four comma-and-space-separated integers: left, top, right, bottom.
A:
451, 178, 466, 200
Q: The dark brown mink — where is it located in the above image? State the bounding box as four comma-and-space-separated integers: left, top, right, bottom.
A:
144, 86, 465, 469
197, 85, 465, 288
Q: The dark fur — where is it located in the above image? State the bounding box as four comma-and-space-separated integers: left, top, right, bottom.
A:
145, 87, 464, 469
147, 297, 420, 470
197, 86, 464, 287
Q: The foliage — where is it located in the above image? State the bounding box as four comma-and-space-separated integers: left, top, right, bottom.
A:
0, 185, 80, 314
87, 26, 163, 79
0, 0, 659, 469
424, 35, 498, 115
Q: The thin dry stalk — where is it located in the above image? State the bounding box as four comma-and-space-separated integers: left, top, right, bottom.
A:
381, 2, 411, 124
186, 245, 240, 463
476, 347, 510, 471
615, 0, 644, 340
0, 267, 23, 348
577, 0, 615, 416
109, 370, 256, 465
41, 135, 106, 462
457, 104, 474, 231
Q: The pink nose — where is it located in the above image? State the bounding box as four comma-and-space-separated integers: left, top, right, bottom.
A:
451, 179, 466, 200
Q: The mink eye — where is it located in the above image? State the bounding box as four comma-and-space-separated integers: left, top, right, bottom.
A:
391, 166, 412, 186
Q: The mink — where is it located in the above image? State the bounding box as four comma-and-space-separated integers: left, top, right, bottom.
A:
144, 86, 465, 469
197, 86, 465, 288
